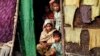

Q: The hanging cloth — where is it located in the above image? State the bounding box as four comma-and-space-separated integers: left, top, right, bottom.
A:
0, 0, 16, 43
64, 6, 77, 28
91, 6, 100, 21
63, 0, 80, 28
64, 27, 82, 44
91, 0, 100, 21
64, 0, 80, 7
88, 29, 100, 50
82, 0, 99, 6
80, 5, 91, 23
19, 0, 37, 56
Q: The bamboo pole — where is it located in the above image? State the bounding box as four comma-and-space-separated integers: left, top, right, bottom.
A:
9, 0, 19, 56
60, 0, 65, 56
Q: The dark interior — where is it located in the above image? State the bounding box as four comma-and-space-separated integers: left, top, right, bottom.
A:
34, 0, 50, 55
34, 0, 50, 44
13, 0, 50, 56
12, 0, 100, 56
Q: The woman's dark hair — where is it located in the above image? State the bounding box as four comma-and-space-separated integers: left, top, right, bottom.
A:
45, 23, 53, 27
53, 30, 61, 38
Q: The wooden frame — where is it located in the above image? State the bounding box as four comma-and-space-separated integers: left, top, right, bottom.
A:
9, 0, 19, 56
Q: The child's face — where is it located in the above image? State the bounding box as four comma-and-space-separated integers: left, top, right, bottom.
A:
54, 35, 60, 42
52, 3, 60, 11
45, 24, 52, 32
45, 6, 50, 12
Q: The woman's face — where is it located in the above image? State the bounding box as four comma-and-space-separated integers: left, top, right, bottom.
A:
45, 23, 52, 32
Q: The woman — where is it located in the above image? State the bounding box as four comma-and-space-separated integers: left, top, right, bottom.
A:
37, 19, 56, 56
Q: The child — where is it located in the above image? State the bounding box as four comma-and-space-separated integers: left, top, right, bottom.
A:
43, 5, 54, 25
37, 20, 56, 56
50, 30, 62, 56
52, 2, 62, 31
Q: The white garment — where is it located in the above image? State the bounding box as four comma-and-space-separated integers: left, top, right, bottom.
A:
0, 41, 12, 56
54, 11, 62, 31
64, 6, 77, 28
82, 0, 99, 6
0, 46, 11, 56
65, 27, 82, 44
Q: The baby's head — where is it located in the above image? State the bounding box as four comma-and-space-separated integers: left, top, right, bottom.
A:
52, 2, 60, 12
53, 30, 61, 42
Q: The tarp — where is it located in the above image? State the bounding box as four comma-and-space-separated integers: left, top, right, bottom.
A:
0, 0, 16, 43
19, 0, 36, 56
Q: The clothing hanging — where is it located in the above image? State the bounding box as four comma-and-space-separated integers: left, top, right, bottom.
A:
91, 0, 100, 21
64, 0, 80, 7
91, 6, 100, 21
80, 5, 91, 23
64, 6, 77, 28
65, 27, 82, 44
88, 29, 100, 50
0, 0, 16, 43
82, 0, 99, 6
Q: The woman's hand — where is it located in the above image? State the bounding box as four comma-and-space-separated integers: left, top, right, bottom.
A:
40, 41, 48, 48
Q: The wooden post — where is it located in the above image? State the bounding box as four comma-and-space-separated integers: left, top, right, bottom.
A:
9, 0, 19, 56
60, 0, 65, 56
